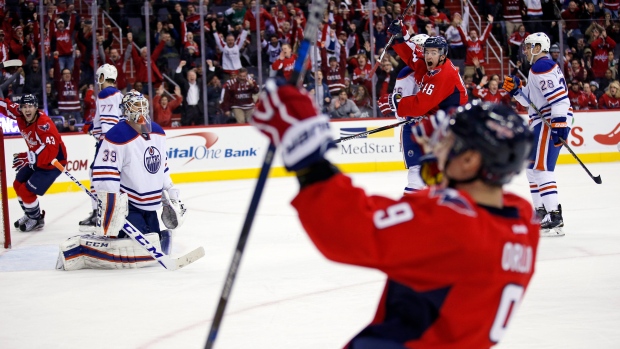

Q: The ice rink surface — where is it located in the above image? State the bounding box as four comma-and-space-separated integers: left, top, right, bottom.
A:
1, 162, 619, 349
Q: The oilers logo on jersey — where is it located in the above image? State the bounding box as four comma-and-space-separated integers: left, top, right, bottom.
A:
144, 146, 162, 174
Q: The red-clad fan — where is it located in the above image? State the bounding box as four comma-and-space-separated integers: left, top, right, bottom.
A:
250, 79, 538, 348
474, 79, 511, 105
576, 82, 598, 110
598, 80, 620, 109
0, 95, 68, 232
321, 43, 347, 96
591, 30, 616, 79
567, 81, 583, 109
221, 68, 260, 123
352, 50, 373, 92
457, 15, 494, 75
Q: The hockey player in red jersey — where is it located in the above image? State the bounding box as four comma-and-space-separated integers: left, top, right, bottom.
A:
0, 95, 68, 231
251, 79, 539, 349
389, 36, 468, 119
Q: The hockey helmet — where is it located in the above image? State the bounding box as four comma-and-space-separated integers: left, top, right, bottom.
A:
123, 92, 151, 133
96, 63, 118, 85
410, 33, 429, 46
524, 32, 551, 53
423, 36, 448, 57
20, 94, 38, 107
433, 101, 533, 186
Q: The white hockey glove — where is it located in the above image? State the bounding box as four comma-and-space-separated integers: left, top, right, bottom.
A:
96, 191, 129, 237
161, 188, 186, 229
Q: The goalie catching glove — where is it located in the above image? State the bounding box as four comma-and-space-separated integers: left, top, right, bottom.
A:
161, 188, 186, 229
250, 78, 335, 172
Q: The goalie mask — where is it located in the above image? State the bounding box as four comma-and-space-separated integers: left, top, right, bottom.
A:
123, 92, 151, 133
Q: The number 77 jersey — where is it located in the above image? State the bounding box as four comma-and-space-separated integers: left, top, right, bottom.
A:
397, 58, 468, 118
92, 86, 124, 140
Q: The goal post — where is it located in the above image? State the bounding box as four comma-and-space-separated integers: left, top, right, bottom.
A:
0, 128, 11, 249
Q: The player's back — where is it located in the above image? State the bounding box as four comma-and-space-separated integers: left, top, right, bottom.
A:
93, 86, 124, 138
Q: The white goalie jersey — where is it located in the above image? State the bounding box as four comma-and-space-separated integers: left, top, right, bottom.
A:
514, 57, 573, 127
92, 86, 124, 140
92, 120, 172, 211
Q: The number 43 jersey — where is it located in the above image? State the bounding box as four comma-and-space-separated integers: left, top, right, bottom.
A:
93, 120, 172, 211
291, 173, 540, 348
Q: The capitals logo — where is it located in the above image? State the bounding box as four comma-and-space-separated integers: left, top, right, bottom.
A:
38, 123, 50, 131
144, 146, 161, 174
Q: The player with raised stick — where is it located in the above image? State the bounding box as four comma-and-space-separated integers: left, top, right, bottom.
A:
56, 92, 187, 270
0, 94, 68, 232
502, 32, 572, 237
78, 64, 125, 232
251, 77, 539, 347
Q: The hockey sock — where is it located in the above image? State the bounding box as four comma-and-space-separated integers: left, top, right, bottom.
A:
405, 166, 426, 194
526, 169, 543, 208
23, 199, 41, 219
18, 199, 26, 212
538, 171, 560, 212
89, 168, 97, 211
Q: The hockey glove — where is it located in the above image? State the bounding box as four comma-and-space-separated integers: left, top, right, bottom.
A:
26, 151, 37, 167
378, 94, 394, 117
161, 188, 186, 229
549, 117, 569, 147
501, 75, 522, 96
12, 152, 28, 171
387, 93, 402, 114
251, 78, 335, 172
420, 154, 444, 186
387, 20, 402, 36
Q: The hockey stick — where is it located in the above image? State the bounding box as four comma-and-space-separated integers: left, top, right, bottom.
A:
334, 118, 418, 143
204, 1, 327, 348
517, 90, 602, 184
51, 159, 205, 270
368, 0, 417, 78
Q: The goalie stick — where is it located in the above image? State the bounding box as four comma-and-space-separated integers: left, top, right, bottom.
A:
204, 1, 327, 348
368, 0, 417, 78
51, 159, 205, 271
334, 118, 419, 143
517, 90, 602, 184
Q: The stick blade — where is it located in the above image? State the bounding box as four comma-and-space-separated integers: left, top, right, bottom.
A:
593, 175, 602, 184
172, 246, 205, 270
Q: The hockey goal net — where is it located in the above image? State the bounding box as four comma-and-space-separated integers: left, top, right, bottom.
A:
0, 129, 11, 248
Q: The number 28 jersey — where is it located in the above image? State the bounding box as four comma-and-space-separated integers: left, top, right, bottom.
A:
291, 174, 540, 348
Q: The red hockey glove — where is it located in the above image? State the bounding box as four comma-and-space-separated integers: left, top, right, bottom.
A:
251, 79, 335, 172
12, 152, 28, 171
378, 94, 393, 117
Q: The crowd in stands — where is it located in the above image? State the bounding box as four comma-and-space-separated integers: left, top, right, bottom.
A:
2, 0, 620, 133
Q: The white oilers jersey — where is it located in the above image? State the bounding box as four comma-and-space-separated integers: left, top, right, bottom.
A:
92, 121, 172, 211
93, 86, 124, 140
515, 57, 573, 127
393, 66, 419, 118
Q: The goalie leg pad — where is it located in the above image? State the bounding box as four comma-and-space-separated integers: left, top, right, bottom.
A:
56, 233, 163, 271
97, 191, 128, 237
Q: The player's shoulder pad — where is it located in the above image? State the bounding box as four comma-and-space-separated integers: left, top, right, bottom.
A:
397, 66, 415, 79
98, 86, 121, 99
429, 187, 477, 217
151, 122, 165, 136
104, 121, 139, 144
531, 57, 557, 75
35, 112, 55, 132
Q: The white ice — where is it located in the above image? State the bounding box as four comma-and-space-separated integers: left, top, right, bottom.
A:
1, 163, 619, 349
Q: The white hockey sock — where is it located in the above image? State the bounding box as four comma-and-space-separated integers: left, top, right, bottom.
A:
404, 166, 425, 194
538, 171, 560, 212
526, 169, 543, 209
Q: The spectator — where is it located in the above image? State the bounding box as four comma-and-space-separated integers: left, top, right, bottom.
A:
598, 80, 620, 109
353, 85, 373, 117
608, 50, 618, 78
591, 29, 616, 79
174, 61, 204, 126
213, 20, 249, 79
320, 43, 347, 96
214, 12, 231, 37
602, 0, 620, 18
549, 44, 561, 63
373, 21, 388, 55
45, 82, 58, 115
376, 59, 400, 99
51, 15, 76, 72
99, 40, 131, 92
0, 29, 8, 62
567, 59, 589, 82
329, 89, 360, 118
524, 0, 545, 34
8, 25, 26, 64
221, 67, 259, 124
428, 5, 450, 33
23, 55, 42, 102
127, 31, 167, 90
224, 0, 246, 28
509, 25, 529, 63
445, 1, 469, 60
263, 34, 282, 77
457, 15, 494, 76
599, 68, 614, 90
568, 80, 583, 108
501, 0, 525, 41
577, 82, 598, 109
561, 1, 583, 38
590, 80, 604, 99
207, 74, 225, 125
473, 78, 511, 105
153, 84, 183, 127
271, 43, 297, 80
53, 50, 82, 122
352, 49, 373, 94
306, 70, 331, 114
82, 84, 96, 124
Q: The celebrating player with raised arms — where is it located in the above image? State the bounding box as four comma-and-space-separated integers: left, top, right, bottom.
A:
502, 32, 571, 237
57, 92, 187, 270
1, 95, 68, 231
251, 79, 539, 348
79, 64, 125, 231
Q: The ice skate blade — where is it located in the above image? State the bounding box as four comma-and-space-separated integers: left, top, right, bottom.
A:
540, 227, 565, 237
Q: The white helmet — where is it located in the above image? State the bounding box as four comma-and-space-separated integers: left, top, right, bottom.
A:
523, 33, 550, 63
96, 64, 118, 85
123, 92, 151, 133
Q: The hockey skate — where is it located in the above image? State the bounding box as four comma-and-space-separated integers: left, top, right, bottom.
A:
535, 207, 546, 222
13, 215, 29, 229
19, 211, 46, 232
540, 205, 564, 237
79, 210, 97, 232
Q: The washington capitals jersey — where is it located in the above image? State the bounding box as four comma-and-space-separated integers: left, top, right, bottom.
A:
397, 59, 468, 117
292, 174, 539, 348
0, 99, 67, 170
92, 121, 172, 211
92, 86, 124, 140
514, 57, 573, 127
